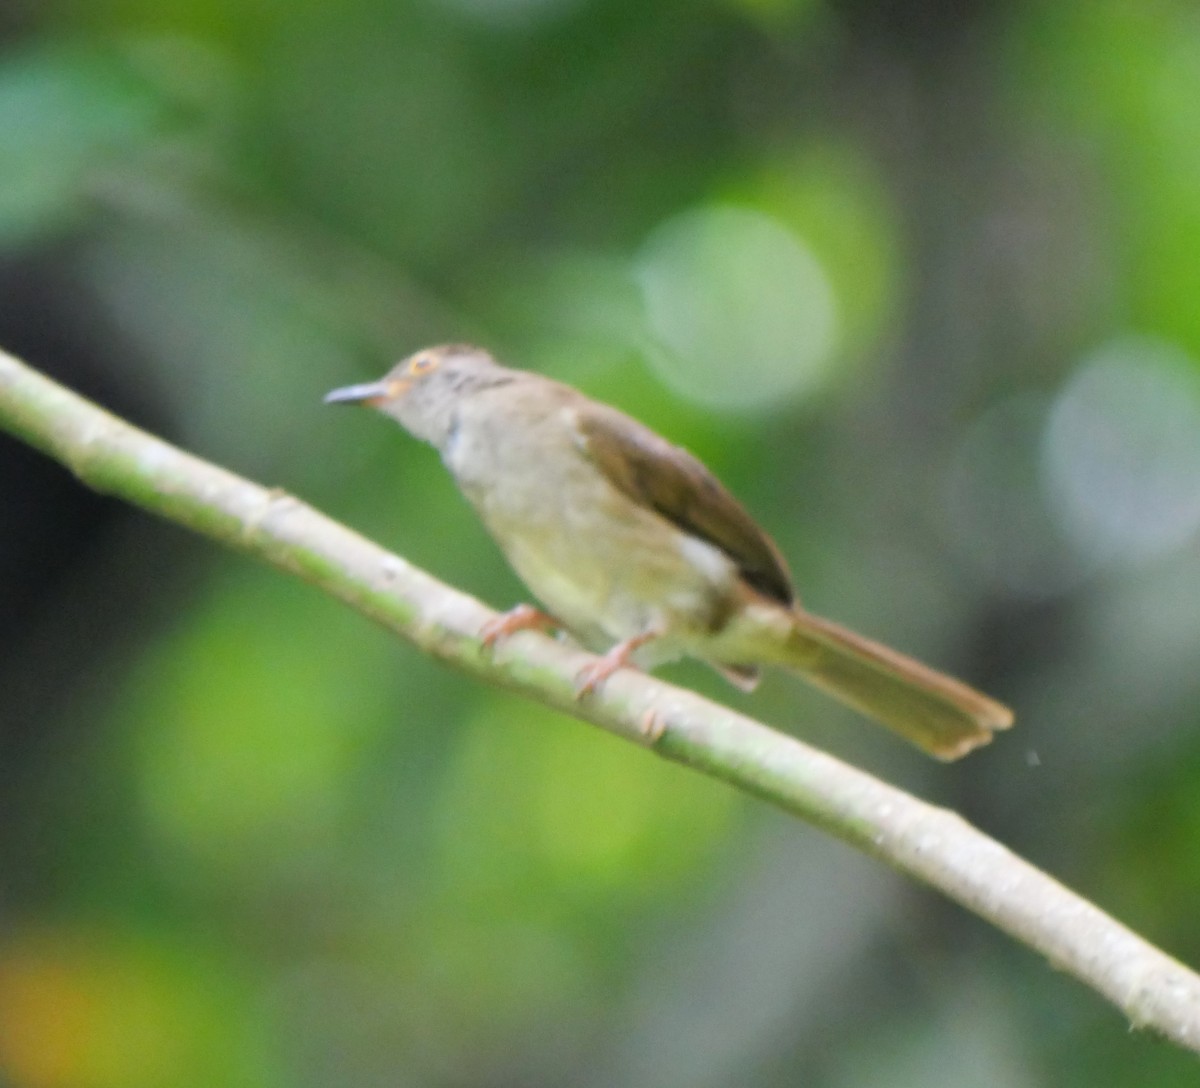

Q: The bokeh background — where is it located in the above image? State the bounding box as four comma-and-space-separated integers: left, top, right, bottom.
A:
2, 0, 1200, 1084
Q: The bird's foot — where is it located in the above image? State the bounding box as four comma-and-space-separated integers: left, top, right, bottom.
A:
573, 630, 659, 697
638, 708, 667, 743
574, 648, 634, 697
480, 603, 560, 648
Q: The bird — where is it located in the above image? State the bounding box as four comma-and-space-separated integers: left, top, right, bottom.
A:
325, 344, 1012, 759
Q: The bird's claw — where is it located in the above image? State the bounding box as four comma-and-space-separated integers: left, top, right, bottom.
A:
573, 653, 627, 698
573, 630, 659, 698
480, 603, 559, 649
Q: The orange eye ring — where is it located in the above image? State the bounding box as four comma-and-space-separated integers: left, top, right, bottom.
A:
409, 354, 439, 375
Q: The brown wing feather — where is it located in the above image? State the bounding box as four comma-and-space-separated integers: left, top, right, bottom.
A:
576, 404, 794, 606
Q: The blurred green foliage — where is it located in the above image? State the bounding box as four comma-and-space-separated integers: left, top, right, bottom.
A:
2, 0, 1200, 1085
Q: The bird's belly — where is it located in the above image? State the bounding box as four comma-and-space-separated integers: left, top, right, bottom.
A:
447, 418, 740, 656
481, 494, 736, 654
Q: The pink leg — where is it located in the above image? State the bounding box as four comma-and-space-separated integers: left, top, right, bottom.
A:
574, 629, 661, 697
480, 603, 560, 647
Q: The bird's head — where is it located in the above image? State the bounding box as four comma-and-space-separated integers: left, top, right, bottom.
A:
325, 343, 507, 447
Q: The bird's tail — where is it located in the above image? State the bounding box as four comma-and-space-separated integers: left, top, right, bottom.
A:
776, 609, 1013, 760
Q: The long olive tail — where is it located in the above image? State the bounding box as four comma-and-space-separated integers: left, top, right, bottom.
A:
784, 609, 1013, 760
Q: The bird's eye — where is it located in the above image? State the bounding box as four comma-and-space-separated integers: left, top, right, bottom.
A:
409, 354, 439, 375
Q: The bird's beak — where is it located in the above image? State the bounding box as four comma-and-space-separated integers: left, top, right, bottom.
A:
323, 380, 394, 407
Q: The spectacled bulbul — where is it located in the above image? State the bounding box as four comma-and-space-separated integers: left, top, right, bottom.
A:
326, 344, 1012, 759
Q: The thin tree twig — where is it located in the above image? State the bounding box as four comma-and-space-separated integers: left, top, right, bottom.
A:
2, 346, 1198, 1055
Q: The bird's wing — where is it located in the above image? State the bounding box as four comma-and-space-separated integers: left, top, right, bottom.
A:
575, 404, 794, 606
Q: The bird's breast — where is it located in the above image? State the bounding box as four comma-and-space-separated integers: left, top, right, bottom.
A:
443, 410, 740, 648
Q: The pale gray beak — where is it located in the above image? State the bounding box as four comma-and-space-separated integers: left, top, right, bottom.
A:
324, 380, 390, 406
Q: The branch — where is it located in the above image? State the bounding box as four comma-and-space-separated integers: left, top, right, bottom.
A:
2, 346, 1198, 1055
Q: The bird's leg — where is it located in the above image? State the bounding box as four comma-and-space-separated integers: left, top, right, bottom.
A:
574, 629, 661, 697
480, 603, 561, 647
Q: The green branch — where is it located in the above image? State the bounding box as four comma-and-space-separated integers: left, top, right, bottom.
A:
2, 346, 1199, 1055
